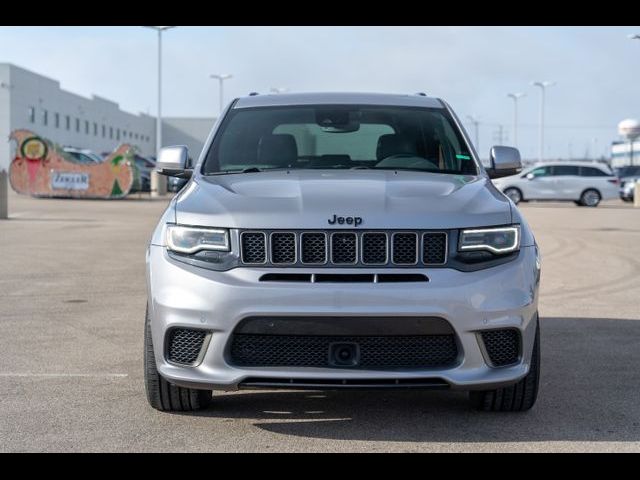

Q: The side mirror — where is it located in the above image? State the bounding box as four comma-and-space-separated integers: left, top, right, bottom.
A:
487, 146, 522, 179
155, 145, 193, 178
526, 172, 535, 180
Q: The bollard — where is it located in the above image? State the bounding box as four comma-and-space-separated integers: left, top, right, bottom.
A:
635, 179, 640, 208
0, 169, 8, 219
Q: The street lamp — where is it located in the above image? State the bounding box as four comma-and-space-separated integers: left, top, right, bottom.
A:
144, 25, 176, 197
532, 81, 556, 162
210, 74, 233, 114
507, 92, 526, 150
466, 115, 480, 153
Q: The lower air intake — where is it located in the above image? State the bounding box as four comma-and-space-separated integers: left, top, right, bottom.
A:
480, 329, 520, 367
167, 328, 208, 366
230, 334, 458, 369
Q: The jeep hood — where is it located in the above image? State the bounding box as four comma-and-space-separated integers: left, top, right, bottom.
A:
174, 170, 511, 229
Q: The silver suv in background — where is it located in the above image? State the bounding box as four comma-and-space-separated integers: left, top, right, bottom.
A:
145, 92, 541, 413
492, 161, 619, 207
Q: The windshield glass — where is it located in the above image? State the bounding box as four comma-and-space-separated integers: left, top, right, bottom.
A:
65, 151, 101, 164
202, 105, 477, 175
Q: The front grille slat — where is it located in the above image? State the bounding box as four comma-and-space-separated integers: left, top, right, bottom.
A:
361, 232, 388, 265
240, 230, 448, 267
423, 232, 447, 265
230, 334, 458, 369
241, 232, 266, 264
270, 232, 296, 264
392, 232, 418, 265
301, 232, 327, 264
331, 232, 357, 264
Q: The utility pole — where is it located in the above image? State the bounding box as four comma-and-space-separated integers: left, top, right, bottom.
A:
493, 124, 506, 145
466, 115, 480, 153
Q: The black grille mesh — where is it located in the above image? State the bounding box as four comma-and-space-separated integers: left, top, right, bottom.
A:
240, 230, 448, 267
230, 334, 458, 369
241, 232, 266, 264
167, 328, 207, 365
481, 329, 520, 366
301, 233, 327, 264
393, 233, 418, 264
331, 233, 357, 264
271, 233, 296, 264
423, 233, 447, 264
362, 233, 387, 264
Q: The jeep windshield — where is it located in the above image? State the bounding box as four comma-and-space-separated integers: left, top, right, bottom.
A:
202, 105, 477, 175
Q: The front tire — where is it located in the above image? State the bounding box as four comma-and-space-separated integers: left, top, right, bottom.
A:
579, 189, 601, 207
503, 187, 523, 205
144, 305, 212, 412
469, 315, 540, 412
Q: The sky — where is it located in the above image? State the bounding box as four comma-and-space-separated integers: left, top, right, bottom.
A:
1, 26, 639, 160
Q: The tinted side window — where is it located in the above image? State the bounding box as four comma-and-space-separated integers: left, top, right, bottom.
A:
526, 167, 550, 178
580, 166, 609, 177
552, 165, 579, 176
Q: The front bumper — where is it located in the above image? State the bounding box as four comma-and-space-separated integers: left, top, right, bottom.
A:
147, 245, 540, 391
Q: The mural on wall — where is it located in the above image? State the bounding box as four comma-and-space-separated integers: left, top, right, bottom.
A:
9, 129, 135, 199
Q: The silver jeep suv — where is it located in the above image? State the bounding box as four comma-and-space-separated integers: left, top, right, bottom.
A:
145, 92, 541, 412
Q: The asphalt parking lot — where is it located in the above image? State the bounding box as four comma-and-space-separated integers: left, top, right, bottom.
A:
1, 190, 639, 452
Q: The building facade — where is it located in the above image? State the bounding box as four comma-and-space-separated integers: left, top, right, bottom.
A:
0, 63, 215, 171
610, 140, 640, 168
162, 117, 215, 163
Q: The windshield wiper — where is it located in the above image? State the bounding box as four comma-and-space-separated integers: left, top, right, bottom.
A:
369, 166, 437, 173
204, 167, 292, 176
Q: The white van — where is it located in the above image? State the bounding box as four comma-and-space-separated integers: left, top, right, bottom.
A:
492, 162, 619, 207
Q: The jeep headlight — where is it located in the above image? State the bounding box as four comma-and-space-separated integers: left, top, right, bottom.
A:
166, 225, 230, 254
459, 225, 520, 254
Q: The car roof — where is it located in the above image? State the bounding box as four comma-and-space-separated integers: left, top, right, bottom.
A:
529, 162, 611, 170
234, 92, 444, 109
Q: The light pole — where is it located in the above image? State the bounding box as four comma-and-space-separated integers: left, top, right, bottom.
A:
144, 26, 176, 197
210, 74, 233, 114
629, 35, 640, 166
466, 115, 480, 153
532, 81, 555, 162
507, 92, 526, 149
